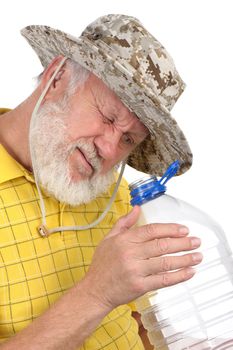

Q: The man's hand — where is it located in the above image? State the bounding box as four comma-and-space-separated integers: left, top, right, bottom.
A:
0, 206, 202, 350
83, 205, 203, 311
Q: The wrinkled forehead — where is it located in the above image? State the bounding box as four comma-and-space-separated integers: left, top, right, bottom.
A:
87, 72, 149, 133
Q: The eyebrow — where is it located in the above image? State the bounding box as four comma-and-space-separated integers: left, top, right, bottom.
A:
131, 121, 150, 136
130, 128, 149, 136
129, 130, 149, 144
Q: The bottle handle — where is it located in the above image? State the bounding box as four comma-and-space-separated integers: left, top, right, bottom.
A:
159, 160, 180, 186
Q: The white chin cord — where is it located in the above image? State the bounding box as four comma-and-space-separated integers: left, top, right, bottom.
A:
29, 57, 126, 237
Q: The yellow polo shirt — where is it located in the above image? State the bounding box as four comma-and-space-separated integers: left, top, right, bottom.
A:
0, 109, 144, 349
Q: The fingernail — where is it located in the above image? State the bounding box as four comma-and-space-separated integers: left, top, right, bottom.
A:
192, 252, 203, 263
186, 268, 195, 278
191, 237, 201, 248
179, 226, 189, 235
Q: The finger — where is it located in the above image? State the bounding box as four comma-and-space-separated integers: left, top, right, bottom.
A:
141, 252, 203, 275
137, 236, 201, 259
106, 205, 141, 238
130, 223, 189, 243
144, 267, 196, 291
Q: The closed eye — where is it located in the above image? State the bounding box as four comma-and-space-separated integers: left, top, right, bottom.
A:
97, 106, 142, 147
97, 106, 114, 125
102, 115, 114, 124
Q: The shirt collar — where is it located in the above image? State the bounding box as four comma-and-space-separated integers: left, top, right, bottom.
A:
0, 144, 24, 183
0, 108, 35, 184
0, 144, 35, 184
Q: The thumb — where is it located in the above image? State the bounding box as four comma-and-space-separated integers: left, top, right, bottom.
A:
107, 205, 141, 238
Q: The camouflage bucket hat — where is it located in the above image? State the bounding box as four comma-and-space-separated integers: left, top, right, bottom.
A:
21, 14, 192, 176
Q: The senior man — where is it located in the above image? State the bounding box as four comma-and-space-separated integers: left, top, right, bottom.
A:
0, 14, 202, 350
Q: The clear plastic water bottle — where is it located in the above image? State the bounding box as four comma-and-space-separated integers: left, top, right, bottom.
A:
129, 161, 233, 350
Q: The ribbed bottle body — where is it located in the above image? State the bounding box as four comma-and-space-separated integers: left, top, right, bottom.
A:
134, 194, 233, 349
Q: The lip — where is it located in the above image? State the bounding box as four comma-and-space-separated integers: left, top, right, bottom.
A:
76, 147, 94, 176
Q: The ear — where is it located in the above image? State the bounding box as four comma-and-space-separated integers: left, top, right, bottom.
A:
39, 55, 69, 103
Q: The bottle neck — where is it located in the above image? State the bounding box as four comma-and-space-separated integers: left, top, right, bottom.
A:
129, 161, 180, 207
129, 176, 166, 206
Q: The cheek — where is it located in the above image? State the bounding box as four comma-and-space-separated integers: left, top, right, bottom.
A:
67, 116, 102, 141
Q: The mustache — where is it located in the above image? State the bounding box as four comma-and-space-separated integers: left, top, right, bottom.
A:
71, 139, 102, 172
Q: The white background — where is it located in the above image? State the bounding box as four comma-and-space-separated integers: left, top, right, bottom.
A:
1, 0, 233, 246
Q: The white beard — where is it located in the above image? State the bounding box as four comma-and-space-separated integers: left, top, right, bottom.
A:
29, 99, 116, 206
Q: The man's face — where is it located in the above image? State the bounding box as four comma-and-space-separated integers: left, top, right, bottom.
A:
65, 74, 149, 181
30, 73, 149, 206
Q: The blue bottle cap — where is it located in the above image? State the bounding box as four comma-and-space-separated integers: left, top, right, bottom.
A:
130, 160, 180, 206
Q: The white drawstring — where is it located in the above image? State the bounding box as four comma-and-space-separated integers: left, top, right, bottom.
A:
38, 162, 125, 236
29, 57, 126, 237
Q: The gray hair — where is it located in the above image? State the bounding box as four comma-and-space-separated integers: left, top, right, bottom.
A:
36, 58, 90, 96
65, 59, 90, 95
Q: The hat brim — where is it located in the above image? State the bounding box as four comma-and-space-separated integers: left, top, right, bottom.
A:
21, 25, 192, 176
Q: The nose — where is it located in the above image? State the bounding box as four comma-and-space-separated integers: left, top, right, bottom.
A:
94, 129, 122, 161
